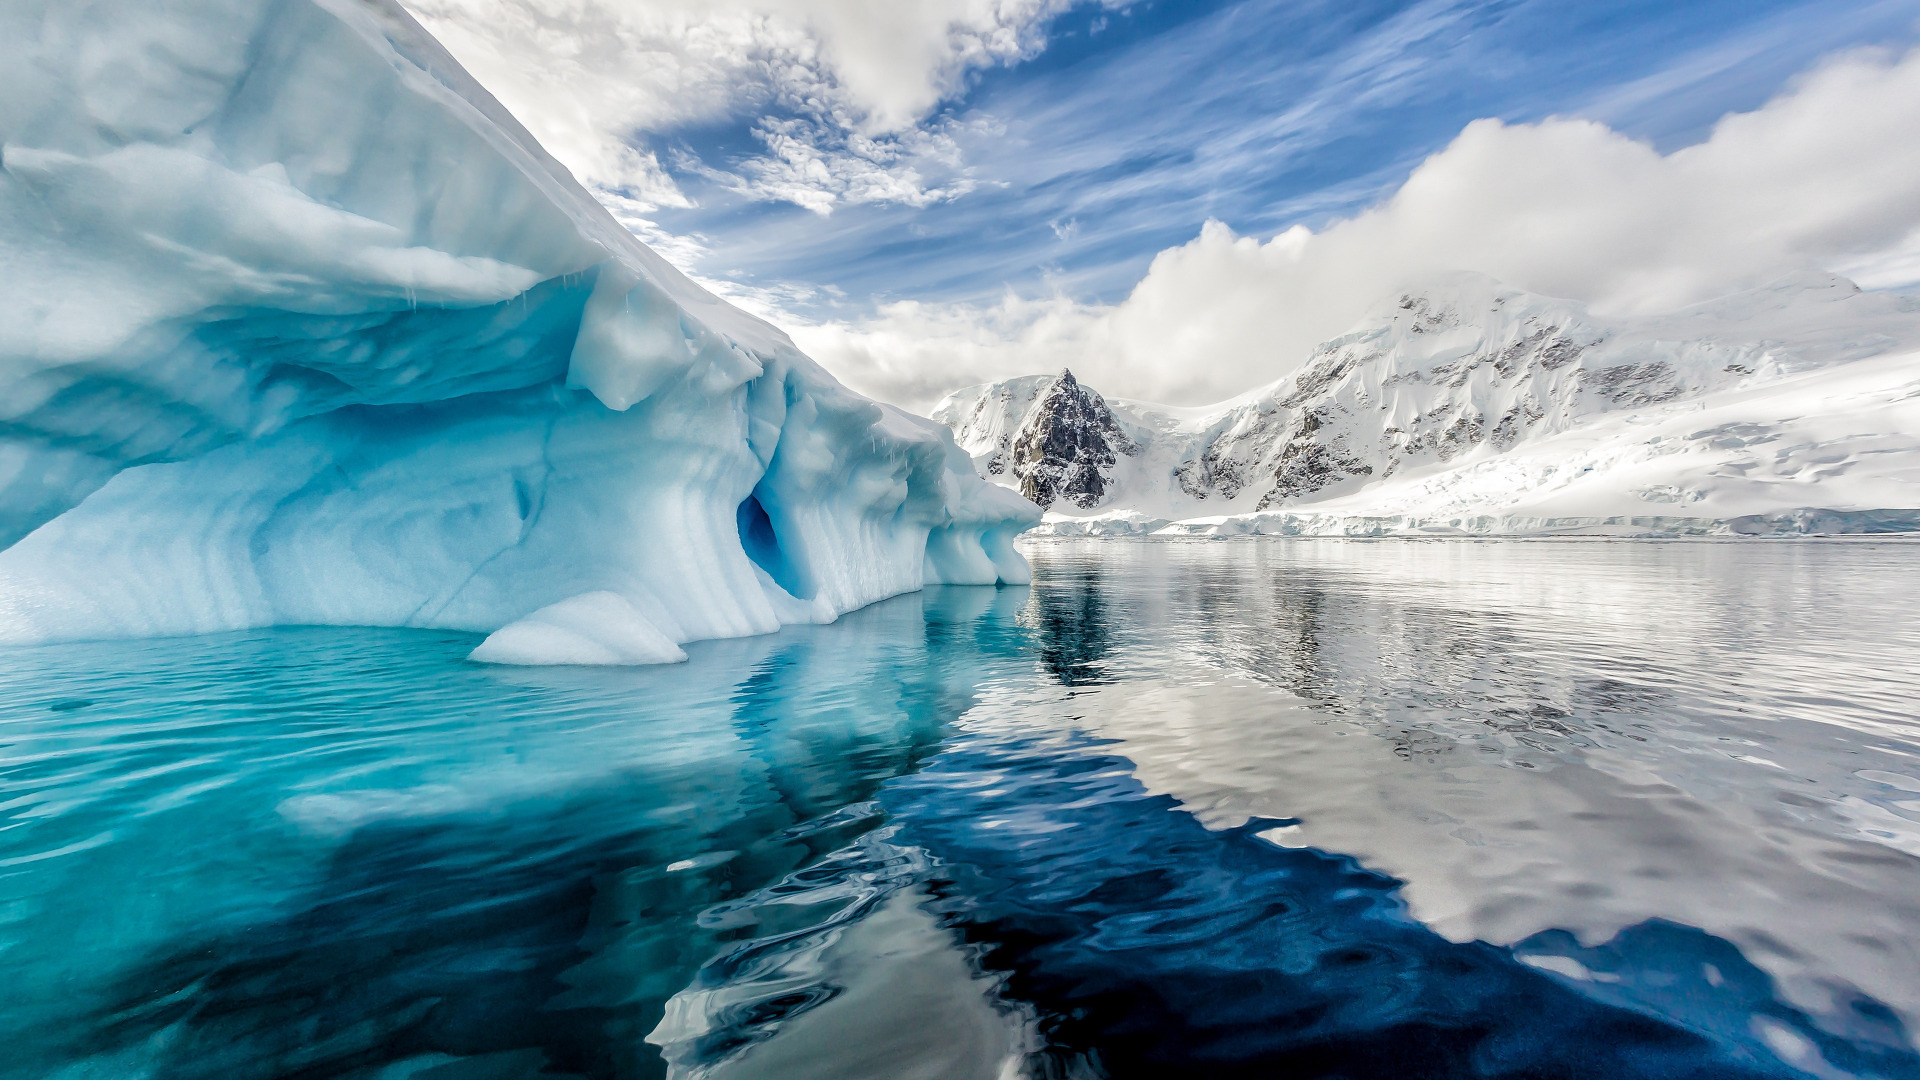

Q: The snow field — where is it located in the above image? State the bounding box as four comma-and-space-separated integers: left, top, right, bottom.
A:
940, 272, 1920, 537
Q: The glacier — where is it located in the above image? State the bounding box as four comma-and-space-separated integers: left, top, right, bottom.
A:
935, 271, 1920, 537
0, 0, 1035, 661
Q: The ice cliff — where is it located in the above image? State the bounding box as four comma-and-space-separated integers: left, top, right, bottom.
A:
935, 272, 1920, 536
0, 0, 1036, 661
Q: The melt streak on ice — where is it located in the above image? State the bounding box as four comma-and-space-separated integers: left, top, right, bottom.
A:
0, 0, 1036, 663
935, 272, 1920, 537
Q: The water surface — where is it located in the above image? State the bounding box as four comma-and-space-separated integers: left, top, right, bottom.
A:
4, 538, 1919, 1079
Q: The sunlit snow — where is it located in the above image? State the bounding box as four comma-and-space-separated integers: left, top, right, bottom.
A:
937, 271, 1920, 536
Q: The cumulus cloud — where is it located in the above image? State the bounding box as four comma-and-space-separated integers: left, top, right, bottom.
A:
403, 0, 1110, 211
792, 45, 1920, 411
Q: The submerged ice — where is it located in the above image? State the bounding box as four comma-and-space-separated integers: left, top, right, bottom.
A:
9, 551, 1920, 1077
0, 0, 1034, 659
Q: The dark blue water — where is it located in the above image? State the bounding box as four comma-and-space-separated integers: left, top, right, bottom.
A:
4, 539, 1920, 1079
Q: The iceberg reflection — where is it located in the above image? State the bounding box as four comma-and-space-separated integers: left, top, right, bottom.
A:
4, 539, 1920, 1078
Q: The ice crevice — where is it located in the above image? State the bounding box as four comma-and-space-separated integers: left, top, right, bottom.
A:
0, 0, 1037, 663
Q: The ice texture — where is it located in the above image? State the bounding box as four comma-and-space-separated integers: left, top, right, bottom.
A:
937, 271, 1920, 536
0, 0, 1035, 659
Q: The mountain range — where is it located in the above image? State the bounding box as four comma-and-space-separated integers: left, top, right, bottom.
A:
931, 272, 1920, 536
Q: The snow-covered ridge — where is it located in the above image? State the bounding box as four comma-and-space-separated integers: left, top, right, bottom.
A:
935, 272, 1920, 536
0, 0, 1035, 661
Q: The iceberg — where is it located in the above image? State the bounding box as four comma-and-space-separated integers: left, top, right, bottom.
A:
0, 0, 1036, 660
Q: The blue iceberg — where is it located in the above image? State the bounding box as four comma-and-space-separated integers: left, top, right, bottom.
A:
0, 0, 1036, 662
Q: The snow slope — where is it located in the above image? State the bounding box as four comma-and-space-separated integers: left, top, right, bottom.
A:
935, 272, 1920, 536
0, 0, 1034, 661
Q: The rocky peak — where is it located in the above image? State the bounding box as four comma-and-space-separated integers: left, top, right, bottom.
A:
1009, 369, 1138, 509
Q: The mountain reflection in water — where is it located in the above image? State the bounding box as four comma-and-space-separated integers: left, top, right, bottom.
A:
2, 539, 1918, 1079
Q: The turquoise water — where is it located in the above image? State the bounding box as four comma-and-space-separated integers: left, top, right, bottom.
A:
4, 539, 1920, 1079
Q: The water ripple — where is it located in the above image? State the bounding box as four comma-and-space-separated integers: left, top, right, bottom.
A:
1, 541, 1917, 1078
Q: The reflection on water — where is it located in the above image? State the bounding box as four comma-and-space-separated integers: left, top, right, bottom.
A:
882, 733, 1909, 1079
1030, 537, 1920, 1055
2, 539, 1919, 1078
0, 592, 1029, 1080
1022, 559, 1114, 687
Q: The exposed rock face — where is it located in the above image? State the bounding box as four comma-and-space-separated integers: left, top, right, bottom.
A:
1008, 370, 1137, 509
932, 370, 1140, 511
1206, 289, 1621, 509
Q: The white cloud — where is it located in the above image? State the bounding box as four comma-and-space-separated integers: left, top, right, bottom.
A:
794, 45, 1920, 411
715, 112, 988, 212
789, 293, 1106, 411
402, 0, 1110, 211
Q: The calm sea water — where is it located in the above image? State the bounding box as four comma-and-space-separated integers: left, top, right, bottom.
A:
4, 538, 1920, 1079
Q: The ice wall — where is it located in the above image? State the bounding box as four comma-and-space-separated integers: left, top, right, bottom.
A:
0, 0, 1035, 661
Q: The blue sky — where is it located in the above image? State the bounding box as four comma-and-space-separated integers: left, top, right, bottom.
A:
415, 0, 1920, 405
636, 0, 1920, 317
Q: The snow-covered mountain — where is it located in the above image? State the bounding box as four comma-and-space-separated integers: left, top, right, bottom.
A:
933, 272, 1920, 536
943, 369, 1141, 509
0, 0, 1034, 663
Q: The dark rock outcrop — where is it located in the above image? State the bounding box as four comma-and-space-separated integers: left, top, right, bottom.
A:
1010, 370, 1138, 509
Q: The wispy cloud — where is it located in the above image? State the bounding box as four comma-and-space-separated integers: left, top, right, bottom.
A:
800, 45, 1920, 410
405, 0, 1128, 215
403, 0, 1920, 414
1577, 0, 1920, 143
